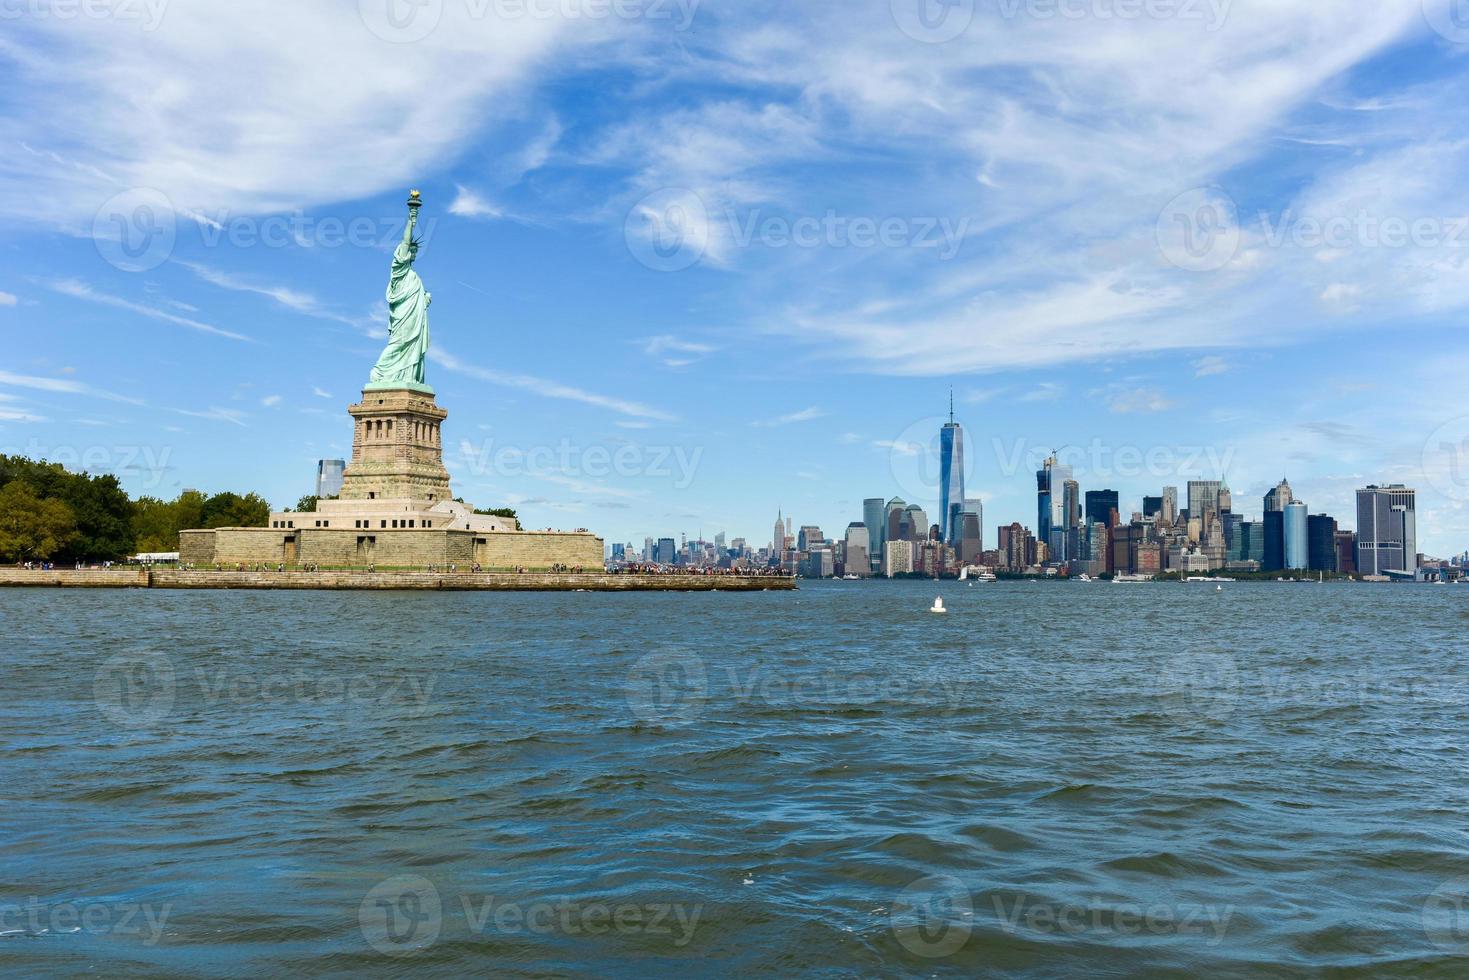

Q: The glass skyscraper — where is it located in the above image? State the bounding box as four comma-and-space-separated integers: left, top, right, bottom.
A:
1284, 501, 1308, 571
1356, 484, 1417, 576
939, 393, 965, 544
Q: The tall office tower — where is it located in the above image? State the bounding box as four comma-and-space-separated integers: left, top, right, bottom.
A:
1263, 511, 1285, 571
863, 497, 887, 570
1283, 501, 1309, 570
316, 459, 346, 499
1334, 530, 1357, 574
1187, 480, 1224, 525
657, 537, 677, 565
1264, 477, 1294, 513
643, 537, 654, 561
1262, 478, 1293, 571
773, 510, 787, 554
843, 523, 871, 577
1161, 486, 1179, 525
885, 497, 906, 546
903, 504, 930, 542
714, 532, 726, 551
953, 499, 984, 564
1142, 495, 1164, 520
1307, 514, 1338, 572
1217, 481, 1233, 515
1036, 454, 1074, 554
797, 525, 824, 552
1063, 479, 1080, 530
1356, 484, 1418, 576
1222, 512, 1244, 559
1085, 490, 1120, 529
939, 391, 966, 543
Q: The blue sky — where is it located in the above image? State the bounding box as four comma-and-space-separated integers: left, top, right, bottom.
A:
3, 0, 1469, 554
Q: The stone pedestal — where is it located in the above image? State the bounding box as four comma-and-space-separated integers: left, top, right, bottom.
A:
338, 388, 452, 503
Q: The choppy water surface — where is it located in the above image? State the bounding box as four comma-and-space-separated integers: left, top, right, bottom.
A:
4, 581, 1469, 977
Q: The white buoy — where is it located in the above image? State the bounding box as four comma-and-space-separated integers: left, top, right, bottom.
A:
1216, 584, 1223, 592
930, 596, 947, 614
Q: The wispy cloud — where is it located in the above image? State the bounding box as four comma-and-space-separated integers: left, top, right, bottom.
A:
1194, 356, 1231, 377
0, 369, 143, 405
179, 261, 371, 330
1108, 387, 1177, 414
174, 407, 248, 427
752, 406, 826, 427
448, 185, 503, 220
0, 291, 17, 307
48, 279, 249, 341
640, 334, 718, 369
430, 348, 676, 422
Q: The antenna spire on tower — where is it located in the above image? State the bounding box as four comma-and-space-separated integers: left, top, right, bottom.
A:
948, 387, 954, 424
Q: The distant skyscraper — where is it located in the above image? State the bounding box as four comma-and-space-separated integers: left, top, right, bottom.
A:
316, 459, 346, 499
772, 509, 787, 554
1264, 477, 1294, 513
1187, 480, 1224, 524
885, 497, 907, 548
1356, 484, 1417, 576
939, 391, 965, 543
1161, 486, 1178, 525
797, 525, 824, 551
956, 499, 983, 564
844, 523, 871, 577
1036, 453, 1073, 557
863, 497, 886, 570
1284, 501, 1308, 570
1307, 513, 1338, 572
902, 504, 929, 542
1085, 490, 1119, 529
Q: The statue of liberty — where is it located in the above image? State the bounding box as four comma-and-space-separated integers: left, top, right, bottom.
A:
368, 191, 432, 392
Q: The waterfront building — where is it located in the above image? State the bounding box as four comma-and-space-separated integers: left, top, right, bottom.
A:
1283, 501, 1308, 571
843, 523, 871, 577
939, 393, 965, 543
955, 499, 984, 564
883, 538, 914, 577
885, 497, 907, 548
1335, 530, 1357, 575
1263, 511, 1285, 571
1356, 484, 1417, 577
863, 497, 887, 571
1307, 514, 1338, 572
316, 458, 346, 499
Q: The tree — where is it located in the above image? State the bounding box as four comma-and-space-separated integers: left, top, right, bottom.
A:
201, 492, 271, 529
0, 481, 78, 563
474, 507, 517, 520
294, 495, 319, 513
130, 489, 212, 553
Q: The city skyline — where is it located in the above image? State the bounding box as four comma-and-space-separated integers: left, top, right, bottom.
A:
4, 4, 1469, 555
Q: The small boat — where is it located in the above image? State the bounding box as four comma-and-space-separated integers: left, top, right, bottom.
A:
1077, 573, 1092, 583
842, 573, 860, 580
1114, 573, 1154, 584
974, 572, 997, 583
930, 597, 947, 615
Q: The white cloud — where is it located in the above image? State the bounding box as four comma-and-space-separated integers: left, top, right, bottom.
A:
312, 387, 333, 399
261, 395, 282, 408
0, 291, 17, 306
48, 279, 248, 341
0, 369, 143, 404
0, 409, 46, 422
752, 406, 825, 427
1194, 356, 1231, 377
174, 407, 248, 427
448, 185, 503, 220
429, 347, 676, 422
1108, 387, 1177, 414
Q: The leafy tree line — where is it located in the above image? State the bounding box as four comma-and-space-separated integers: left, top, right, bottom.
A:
0, 455, 269, 563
